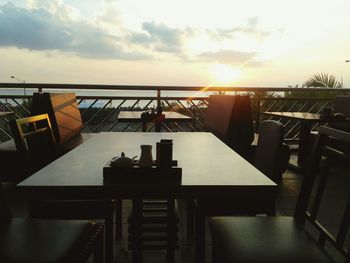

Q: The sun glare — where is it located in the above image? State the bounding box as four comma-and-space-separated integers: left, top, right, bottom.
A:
211, 64, 241, 84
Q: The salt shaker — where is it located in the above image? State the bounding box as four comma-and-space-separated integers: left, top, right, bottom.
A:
137, 145, 154, 167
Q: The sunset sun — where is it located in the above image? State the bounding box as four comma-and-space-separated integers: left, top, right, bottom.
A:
211, 64, 241, 84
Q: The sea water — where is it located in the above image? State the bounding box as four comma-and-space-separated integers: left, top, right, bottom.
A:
0, 87, 216, 108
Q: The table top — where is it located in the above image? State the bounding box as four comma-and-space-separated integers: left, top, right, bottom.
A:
0, 111, 14, 118
118, 111, 192, 122
264, 112, 325, 121
17, 132, 276, 198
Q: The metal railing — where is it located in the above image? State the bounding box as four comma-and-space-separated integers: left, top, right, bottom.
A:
1, 83, 349, 143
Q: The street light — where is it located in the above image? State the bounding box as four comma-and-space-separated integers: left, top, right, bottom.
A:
10, 75, 26, 95
346, 60, 350, 63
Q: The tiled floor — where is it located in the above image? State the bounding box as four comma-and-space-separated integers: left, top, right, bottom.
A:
3, 156, 349, 263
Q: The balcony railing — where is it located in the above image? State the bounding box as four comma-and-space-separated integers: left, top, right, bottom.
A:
1, 83, 349, 143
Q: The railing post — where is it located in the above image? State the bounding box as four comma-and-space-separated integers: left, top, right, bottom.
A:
255, 97, 261, 133
156, 89, 162, 132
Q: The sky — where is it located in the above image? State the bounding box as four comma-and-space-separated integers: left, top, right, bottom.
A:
1, 0, 350, 87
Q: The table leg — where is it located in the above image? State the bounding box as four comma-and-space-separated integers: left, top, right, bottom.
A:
131, 198, 143, 263
297, 121, 312, 169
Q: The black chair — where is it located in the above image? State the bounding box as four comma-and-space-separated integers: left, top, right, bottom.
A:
190, 120, 287, 262
0, 175, 104, 263
254, 120, 289, 184
10, 114, 58, 175
10, 114, 116, 263
210, 125, 350, 263
205, 95, 254, 160
329, 95, 350, 133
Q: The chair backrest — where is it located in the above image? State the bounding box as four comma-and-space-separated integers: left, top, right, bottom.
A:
10, 114, 57, 174
205, 95, 236, 140
31, 93, 83, 145
205, 95, 254, 158
333, 96, 350, 117
330, 96, 350, 132
294, 126, 350, 259
254, 120, 285, 183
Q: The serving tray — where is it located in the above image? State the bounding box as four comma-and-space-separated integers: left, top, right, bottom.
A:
103, 160, 182, 184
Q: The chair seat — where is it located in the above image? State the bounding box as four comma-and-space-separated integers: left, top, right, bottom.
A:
0, 218, 100, 263
29, 199, 116, 219
210, 217, 335, 263
197, 197, 276, 216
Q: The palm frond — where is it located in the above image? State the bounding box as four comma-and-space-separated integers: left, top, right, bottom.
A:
304, 73, 342, 88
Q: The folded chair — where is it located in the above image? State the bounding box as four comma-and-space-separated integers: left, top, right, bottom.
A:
0, 175, 104, 263
10, 114, 116, 263
210, 126, 350, 263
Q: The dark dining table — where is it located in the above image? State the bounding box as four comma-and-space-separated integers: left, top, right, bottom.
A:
263, 111, 349, 170
17, 132, 277, 263
117, 111, 192, 132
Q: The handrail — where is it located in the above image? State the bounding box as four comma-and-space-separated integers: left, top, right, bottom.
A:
1, 83, 349, 142
1, 83, 350, 92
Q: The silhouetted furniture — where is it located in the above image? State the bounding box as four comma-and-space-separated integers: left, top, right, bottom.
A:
0, 112, 23, 182
117, 111, 192, 132
189, 121, 286, 260
10, 114, 116, 263
0, 92, 95, 182
328, 95, 350, 132
17, 132, 276, 263
264, 111, 350, 171
128, 198, 179, 262
205, 95, 254, 160
254, 120, 288, 184
119, 110, 188, 256
0, 177, 104, 263
32, 92, 122, 239
0, 111, 14, 123
209, 125, 350, 263
31, 92, 95, 154
10, 114, 57, 175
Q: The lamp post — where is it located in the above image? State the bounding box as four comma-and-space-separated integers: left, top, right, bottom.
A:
10, 75, 26, 95
343, 60, 350, 87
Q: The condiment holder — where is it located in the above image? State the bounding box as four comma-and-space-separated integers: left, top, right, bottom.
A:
103, 140, 181, 184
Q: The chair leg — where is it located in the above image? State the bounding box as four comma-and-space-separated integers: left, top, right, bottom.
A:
131, 198, 143, 263
187, 199, 194, 239
105, 214, 114, 263
93, 226, 104, 263
195, 209, 206, 263
115, 198, 123, 239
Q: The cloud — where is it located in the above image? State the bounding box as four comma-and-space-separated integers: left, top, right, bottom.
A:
0, 3, 277, 65
197, 49, 261, 66
208, 17, 271, 41
0, 2, 149, 60
129, 21, 188, 54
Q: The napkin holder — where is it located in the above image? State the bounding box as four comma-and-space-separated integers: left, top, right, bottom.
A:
103, 160, 181, 184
